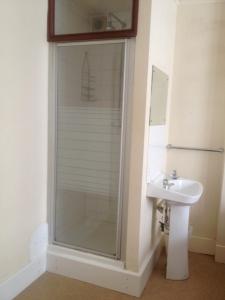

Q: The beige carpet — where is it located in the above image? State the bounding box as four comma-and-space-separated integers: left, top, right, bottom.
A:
15, 252, 225, 300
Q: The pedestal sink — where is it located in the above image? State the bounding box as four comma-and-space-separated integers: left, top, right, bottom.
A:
147, 175, 203, 280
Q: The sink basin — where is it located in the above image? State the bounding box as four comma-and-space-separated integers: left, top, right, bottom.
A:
147, 176, 203, 206
147, 174, 204, 280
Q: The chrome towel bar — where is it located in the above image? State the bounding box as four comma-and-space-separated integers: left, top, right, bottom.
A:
167, 144, 224, 153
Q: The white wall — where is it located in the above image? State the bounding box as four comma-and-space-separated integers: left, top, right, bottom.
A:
216, 134, 225, 263
0, 0, 48, 283
147, 0, 178, 183
167, 2, 225, 255
141, 0, 177, 268
125, 0, 152, 272
125, 0, 177, 272
216, 170, 225, 262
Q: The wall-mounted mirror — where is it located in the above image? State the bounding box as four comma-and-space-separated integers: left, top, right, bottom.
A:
48, 0, 139, 42
150, 66, 169, 126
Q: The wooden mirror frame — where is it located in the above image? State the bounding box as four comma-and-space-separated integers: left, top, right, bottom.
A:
47, 0, 139, 42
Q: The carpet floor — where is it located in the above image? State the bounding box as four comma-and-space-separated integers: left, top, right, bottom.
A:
15, 252, 225, 300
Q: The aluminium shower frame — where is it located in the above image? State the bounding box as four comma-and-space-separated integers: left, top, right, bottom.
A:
48, 39, 133, 260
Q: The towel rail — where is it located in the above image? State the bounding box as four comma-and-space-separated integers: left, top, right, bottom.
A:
167, 144, 224, 153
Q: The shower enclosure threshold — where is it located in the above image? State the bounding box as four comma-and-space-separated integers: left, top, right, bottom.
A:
46, 236, 163, 297
48, 244, 124, 268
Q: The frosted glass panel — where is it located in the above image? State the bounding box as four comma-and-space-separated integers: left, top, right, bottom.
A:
55, 43, 125, 257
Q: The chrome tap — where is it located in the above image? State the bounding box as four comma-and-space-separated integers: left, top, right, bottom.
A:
170, 169, 178, 180
163, 178, 174, 190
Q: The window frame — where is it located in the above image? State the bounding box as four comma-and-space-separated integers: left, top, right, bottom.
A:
47, 0, 139, 42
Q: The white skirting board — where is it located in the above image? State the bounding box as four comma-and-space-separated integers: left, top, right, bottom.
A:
189, 235, 216, 255
215, 244, 225, 264
47, 236, 163, 297
0, 254, 46, 300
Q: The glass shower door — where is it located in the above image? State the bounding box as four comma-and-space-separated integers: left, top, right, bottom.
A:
54, 42, 125, 258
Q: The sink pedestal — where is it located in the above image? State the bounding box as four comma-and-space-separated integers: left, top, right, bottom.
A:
166, 205, 190, 280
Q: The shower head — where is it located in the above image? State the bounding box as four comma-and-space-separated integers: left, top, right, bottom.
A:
106, 19, 116, 31
106, 13, 127, 31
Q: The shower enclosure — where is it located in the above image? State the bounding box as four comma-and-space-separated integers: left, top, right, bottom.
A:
52, 41, 127, 259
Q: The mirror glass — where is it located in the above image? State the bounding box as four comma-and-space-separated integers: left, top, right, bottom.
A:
150, 66, 169, 126
55, 0, 133, 35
